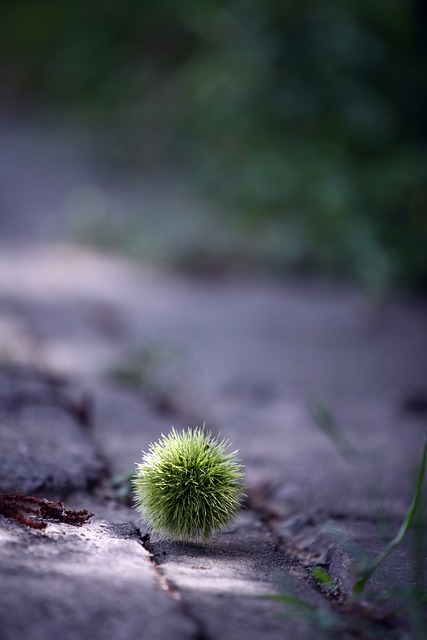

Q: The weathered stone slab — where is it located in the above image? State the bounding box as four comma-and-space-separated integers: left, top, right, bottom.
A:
0, 517, 196, 640
0, 246, 426, 638
145, 510, 322, 640
0, 366, 103, 495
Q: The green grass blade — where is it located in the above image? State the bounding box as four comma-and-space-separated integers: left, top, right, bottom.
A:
308, 397, 358, 462
312, 566, 335, 590
353, 439, 427, 595
269, 593, 316, 612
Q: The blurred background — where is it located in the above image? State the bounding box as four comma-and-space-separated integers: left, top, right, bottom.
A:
1, 0, 426, 292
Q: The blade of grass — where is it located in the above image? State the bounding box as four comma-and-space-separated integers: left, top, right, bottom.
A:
312, 566, 336, 592
308, 396, 358, 463
353, 439, 427, 595
268, 593, 316, 612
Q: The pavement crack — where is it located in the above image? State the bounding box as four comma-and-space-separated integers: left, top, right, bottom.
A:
245, 496, 339, 595
136, 530, 212, 640
135, 530, 178, 597
0, 363, 95, 430
178, 599, 212, 640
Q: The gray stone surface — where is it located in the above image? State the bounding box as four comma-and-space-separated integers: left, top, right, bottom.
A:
0, 366, 103, 495
0, 517, 196, 640
146, 509, 322, 640
0, 245, 426, 638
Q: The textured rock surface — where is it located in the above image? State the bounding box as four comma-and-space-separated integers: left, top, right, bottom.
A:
0, 246, 426, 638
146, 509, 322, 640
0, 517, 196, 640
0, 366, 103, 495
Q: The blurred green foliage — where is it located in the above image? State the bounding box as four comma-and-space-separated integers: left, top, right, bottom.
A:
1, 0, 426, 289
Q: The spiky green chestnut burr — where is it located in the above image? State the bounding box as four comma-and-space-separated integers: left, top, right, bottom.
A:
133, 427, 245, 541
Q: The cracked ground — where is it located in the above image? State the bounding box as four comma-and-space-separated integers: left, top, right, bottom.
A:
0, 244, 426, 640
